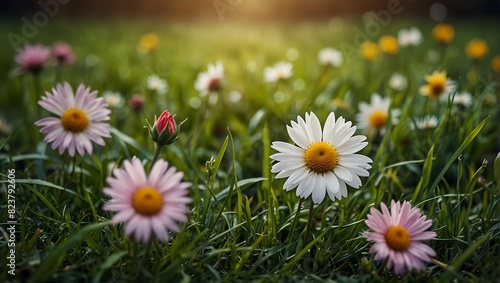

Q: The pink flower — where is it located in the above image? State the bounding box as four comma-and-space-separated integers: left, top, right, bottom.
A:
129, 95, 144, 112
103, 158, 192, 242
364, 200, 437, 275
35, 82, 111, 157
149, 110, 180, 146
53, 42, 76, 65
14, 44, 51, 74
155, 110, 176, 135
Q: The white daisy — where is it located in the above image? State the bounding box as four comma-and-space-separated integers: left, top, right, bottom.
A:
318, 48, 343, 67
270, 112, 372, 204
398, 27, 423, 47
388, 72, 408, 91
413, 115, 439, 130
264, 61, 293, 83
356, 93, 401, 135
147, 75, 168, 95
103, 91, 125, 108
444, 91, 472, 107
194, 60, 224, 96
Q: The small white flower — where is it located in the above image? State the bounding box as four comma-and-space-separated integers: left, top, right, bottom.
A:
356, 93, 401, 135
388, 72, 408, 91
270, 112, 372, 204
398, 27, 423, 47
264, 61, 293, 83
103, 91, 125, 108
318, 48, 343, 67
194, 60, 224, 96
413, 115, 439, 130
147, 75, 168, 95
443, 91, 472, 107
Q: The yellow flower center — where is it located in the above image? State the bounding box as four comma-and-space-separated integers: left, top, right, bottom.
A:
369, 111, 387, 129
303, 141, 338, 173
385, 225, 411, 251
132, 187, 163, 216
61, 108, 89, 133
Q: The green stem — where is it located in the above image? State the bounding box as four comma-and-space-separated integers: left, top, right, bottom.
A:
303, 201, 315, 272
151, 144, 164, 168
286, 197, 303, 243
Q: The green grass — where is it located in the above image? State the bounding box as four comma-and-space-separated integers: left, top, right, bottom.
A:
0, 17, 499, 282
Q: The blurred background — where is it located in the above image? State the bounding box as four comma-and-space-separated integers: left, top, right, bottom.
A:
1, 0, 499, 21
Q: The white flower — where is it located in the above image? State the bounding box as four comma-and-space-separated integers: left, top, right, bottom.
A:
103, 91, 125, 108
194, 60, 224, 96
264, 61, 293, 83
413, 115, 439, 130
388, 72, 408, 91
398, 27, 423, 47
444, 91, 472, 107
270, 112, 372, 204
147, 75, 168, 95
356, 93, 401, 135
318, 48, 343, 67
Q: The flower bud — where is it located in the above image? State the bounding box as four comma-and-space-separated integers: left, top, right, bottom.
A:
148, 110, 181, 146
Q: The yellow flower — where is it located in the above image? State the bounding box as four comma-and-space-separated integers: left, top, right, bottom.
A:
360, 41, 379, 61
419, 71, 456, 98
465, 39, 489, 60
378, 35, 399, 55
137, 33, 159, 54
491, 56, 500, 73
432, 23, 454, 44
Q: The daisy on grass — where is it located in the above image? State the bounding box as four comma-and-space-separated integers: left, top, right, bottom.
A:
264, 61, 293, 83
194, 61, 224, 96
364, 200, 437, 275
35, 82, 111, 157
270, 112, 372, 204
398, 27, 422, 48
104, 158, 191, 242
53, 42, 76, 65
14, 44, 51, 75
444, 91, 472, 107
318, 48, 343, 67
388, 72, 408, 92
412, 115, 438, 130
103, 91, 125, 108
356, 93, 400, 136
147, 75, 168, 95
419, 71, 455, 99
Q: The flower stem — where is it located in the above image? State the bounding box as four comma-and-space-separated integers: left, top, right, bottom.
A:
286, 197, 303, 243
303, 201, 315, 272
151, 144, 164, 168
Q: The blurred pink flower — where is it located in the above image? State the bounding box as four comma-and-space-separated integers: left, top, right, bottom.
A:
104, 158, 192, 243
129, 95, 145, 112
14, 44, 51, 74
35, 82, 111, 157
364, 200, 437, 275
53, 42, 76, 65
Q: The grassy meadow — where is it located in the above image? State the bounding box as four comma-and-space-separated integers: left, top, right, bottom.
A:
0, 16, 499, 282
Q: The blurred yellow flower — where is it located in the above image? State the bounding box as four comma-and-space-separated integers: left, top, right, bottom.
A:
465, 39, 489, 60
491, 56, 500, 73
332, 98, 349, 110
378, 35, 399, 55
137, 33, 159, 54
432, 23, 455, 44
419, 71, 456, 98
360, 41, 379, 62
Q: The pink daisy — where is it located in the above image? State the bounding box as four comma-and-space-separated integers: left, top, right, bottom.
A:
35, 82, 111, 157
103, 158, 192, 242
364, 200, 437, 275
14, 44, 51, 74
53, 42, 76, 65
